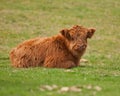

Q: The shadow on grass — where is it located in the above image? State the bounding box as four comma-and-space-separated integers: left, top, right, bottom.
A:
0, 57, 9, 60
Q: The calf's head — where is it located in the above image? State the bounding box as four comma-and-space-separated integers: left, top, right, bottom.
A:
60, 25, 96, 57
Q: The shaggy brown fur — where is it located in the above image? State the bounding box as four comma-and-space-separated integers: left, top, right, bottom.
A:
10, 25, 96, 68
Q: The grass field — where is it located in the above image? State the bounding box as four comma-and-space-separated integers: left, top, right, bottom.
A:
0, 0, 120, 96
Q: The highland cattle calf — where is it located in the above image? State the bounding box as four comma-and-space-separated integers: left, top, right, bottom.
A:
10, 25, 96, 68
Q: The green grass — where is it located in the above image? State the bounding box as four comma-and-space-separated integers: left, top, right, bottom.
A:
0, 0, 120, 96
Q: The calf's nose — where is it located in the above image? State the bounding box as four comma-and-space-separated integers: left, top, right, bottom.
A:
79, 44, 87, 50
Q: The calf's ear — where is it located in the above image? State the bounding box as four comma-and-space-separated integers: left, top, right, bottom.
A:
60, 29, 71, 40
87, 28, 96, 38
